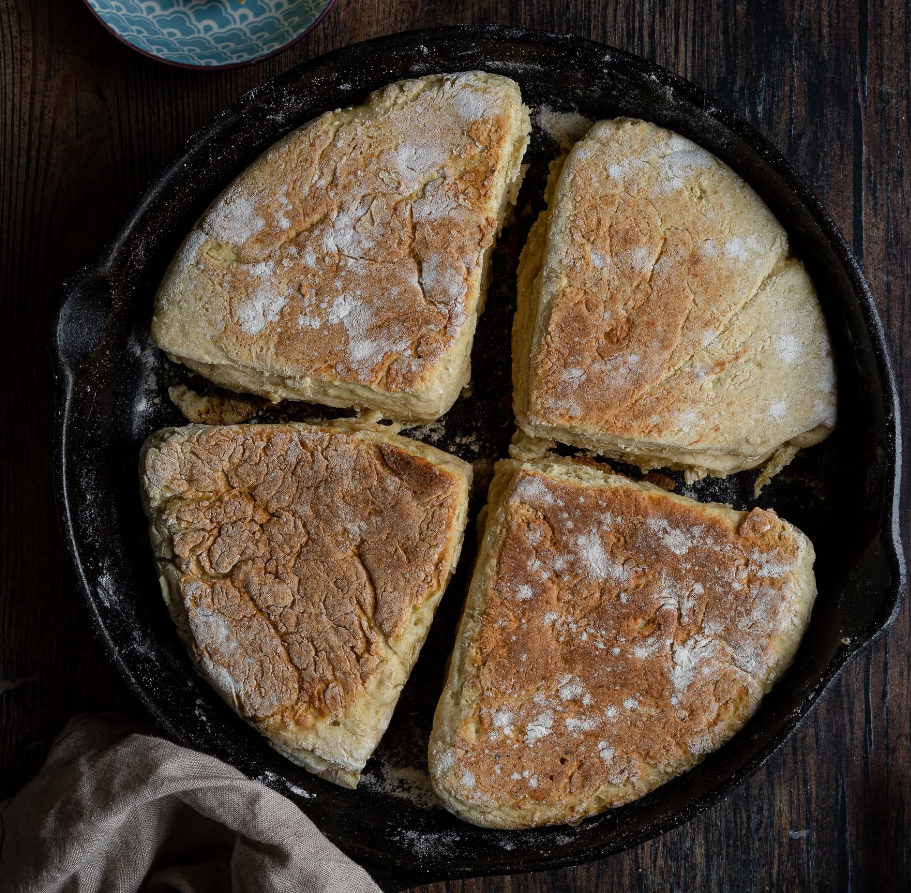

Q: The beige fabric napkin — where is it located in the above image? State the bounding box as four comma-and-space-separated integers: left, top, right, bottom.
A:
0, 715, 381, 893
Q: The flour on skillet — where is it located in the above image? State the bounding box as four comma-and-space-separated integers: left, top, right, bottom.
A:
532, 105, 594, 149
257, 768, 315, 800
128, 329, 164, 439
359, 761, 442, 809
393, 828, 465, 860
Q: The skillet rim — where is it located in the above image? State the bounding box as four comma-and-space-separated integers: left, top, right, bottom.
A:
50, 24, 906, 889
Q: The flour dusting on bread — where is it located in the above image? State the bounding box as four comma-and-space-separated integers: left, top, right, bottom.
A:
153, 73, 531, 422
430, 457, 817, 828
513, 117, 836, 480
141, 420, 471, 787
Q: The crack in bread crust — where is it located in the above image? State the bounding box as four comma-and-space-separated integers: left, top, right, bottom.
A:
141, 421, 471, 786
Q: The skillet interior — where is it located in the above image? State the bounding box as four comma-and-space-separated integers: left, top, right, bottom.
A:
52, 26, 905, 891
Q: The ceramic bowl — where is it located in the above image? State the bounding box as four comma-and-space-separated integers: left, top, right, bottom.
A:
84, 0, 337, 69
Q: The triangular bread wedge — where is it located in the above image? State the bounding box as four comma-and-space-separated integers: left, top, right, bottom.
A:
141, 419, 471, 787
430, 455, 816, 828
513, 118, 836, 480
154, 73, 530, 423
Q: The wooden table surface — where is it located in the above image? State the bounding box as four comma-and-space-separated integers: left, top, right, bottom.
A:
2, 0, 909, 889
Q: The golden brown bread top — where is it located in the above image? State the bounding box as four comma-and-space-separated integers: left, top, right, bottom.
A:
153, 72, 528, 401
432, 460, 815, 825
142, 423, 468, 724
517, 118, 835, 470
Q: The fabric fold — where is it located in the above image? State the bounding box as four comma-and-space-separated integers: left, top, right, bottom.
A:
0, 715, 380, 893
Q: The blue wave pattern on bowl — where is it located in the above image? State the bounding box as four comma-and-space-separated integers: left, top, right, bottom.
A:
87, 0, 332, 67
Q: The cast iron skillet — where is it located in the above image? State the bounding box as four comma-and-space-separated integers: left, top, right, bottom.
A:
52, 26, 905, 891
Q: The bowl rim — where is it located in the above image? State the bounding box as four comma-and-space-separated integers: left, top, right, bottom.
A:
81, 0, 339, 70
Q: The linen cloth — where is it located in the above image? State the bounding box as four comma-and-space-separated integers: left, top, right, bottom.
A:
0, 715, 381, 893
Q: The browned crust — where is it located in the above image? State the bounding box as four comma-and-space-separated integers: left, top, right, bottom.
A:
514, 118, 836, 478
430, 457, 816, 827
153, 73, 531, 422
141, 420, 471, 785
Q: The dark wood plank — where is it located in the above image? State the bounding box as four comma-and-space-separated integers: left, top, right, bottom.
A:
1, 0, 908, 890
